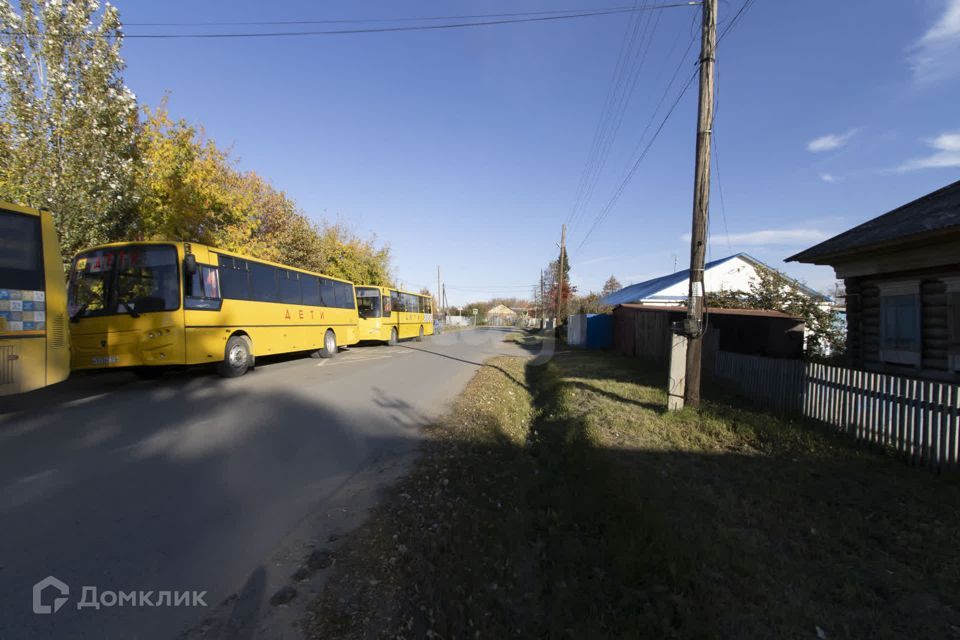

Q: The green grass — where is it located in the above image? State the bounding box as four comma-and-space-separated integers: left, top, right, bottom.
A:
304, 350, 960, 639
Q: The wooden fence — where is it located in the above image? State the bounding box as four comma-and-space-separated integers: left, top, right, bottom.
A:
713, 350, 960, 471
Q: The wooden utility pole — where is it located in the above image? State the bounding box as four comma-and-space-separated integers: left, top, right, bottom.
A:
436, 265, 442, 322
683, 0, 717, 408
554, 224, 566, 328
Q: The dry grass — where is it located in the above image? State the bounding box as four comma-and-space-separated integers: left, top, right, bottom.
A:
305, 350, 960, 639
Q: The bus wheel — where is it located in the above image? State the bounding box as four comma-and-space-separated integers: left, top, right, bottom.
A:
389, 327, 398, 346
218, 335, 252, 377
318, 329, 337, 359
416, 326, 424, 342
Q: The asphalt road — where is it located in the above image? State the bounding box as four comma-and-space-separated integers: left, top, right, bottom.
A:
0, 327, 534, 640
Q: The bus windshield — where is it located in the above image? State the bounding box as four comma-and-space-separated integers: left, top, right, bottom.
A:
69, 245, 180, 318
356, 287, 382, 318
0, 209, 43, 292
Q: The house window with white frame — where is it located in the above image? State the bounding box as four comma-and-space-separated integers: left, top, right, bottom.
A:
878, 281, 920, 367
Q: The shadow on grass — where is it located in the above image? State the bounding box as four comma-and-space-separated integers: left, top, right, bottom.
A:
307, 351, 960, 640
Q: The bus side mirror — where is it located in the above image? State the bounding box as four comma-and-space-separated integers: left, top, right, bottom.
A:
183, 254, 198, 277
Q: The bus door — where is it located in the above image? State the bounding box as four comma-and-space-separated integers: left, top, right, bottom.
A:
355, 287, 384, 340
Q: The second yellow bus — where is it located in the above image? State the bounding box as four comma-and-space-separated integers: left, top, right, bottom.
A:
355, 286, 434, 345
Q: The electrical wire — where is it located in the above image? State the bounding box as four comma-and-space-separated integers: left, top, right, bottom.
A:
124, 5, 690, 27
573, 0, 757, 252
712, 57, 734, 255
2, 4, 699, 40
565, 0, 659, 234
571, 1, 664, 234
571, 19, 698, 250
576, 68, 698, 251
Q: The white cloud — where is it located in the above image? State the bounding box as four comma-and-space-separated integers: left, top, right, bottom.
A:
681, 229, 830, 246
807, 129, 858, 153
896, 130, 960, 171
910, 0, 960, 83
818, 172, 838, 184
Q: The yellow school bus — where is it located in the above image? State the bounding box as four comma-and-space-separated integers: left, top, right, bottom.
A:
355, 285, 434, 344
0, 202, 70, 395
67, 241, 360, 377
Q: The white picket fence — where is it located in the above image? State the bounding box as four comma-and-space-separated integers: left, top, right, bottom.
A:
713, 351, 960, 471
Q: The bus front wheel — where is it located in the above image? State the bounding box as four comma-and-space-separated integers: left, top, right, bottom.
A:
389, 327, 398, 346
218, 335, 252, 378
318, 329, 337, 359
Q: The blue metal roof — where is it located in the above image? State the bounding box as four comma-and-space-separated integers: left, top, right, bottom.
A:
600, 253, 826, 306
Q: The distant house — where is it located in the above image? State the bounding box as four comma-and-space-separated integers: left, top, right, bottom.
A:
600, 253, 823, 307
486, 304, 518, 326
788, 179, 960, 382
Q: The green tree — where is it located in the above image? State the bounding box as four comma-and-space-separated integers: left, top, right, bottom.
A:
0, 0, 139, 260
706, 267, 845, 360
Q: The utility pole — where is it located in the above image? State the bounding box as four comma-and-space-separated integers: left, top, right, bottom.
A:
683, 0, 717, 408
554, 224, 566, 329
436, 265, 442, 323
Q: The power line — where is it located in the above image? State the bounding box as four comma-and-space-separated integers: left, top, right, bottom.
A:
712, 57, 733, 255
447, 285, 536, 292
573, 0, 757, 251
718, 0, 757, 42
572, 1, 667, 234
571, 18, 699, 250
124, 5, 694, 27
577, 68, 698, 251
565, 0, 660, 234
2, 4, 699, 40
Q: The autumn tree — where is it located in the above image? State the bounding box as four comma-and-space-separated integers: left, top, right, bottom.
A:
601, 275, 622, 297
133, 103, 244, 243
0, 0, 139, 260
544, 257, 575, 319
135, 104, 392, 285
0, 3, 393, 282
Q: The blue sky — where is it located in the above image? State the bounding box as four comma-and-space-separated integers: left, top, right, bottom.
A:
116, 0, 960, 305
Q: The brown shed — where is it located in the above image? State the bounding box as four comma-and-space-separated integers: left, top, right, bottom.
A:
613, 304, 805, 368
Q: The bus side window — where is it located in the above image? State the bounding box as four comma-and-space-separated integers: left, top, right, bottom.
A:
334, 282, 353, 309
279, 269, 302, 305
302, 275, 321, 306
203, 267, 221, 299
319, 278, 336, 308
404, 293, 418, 313
382, 292, 391, 316
185, 265, 222, 310
391, 290, 403, 312
250, 262, 279, 303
